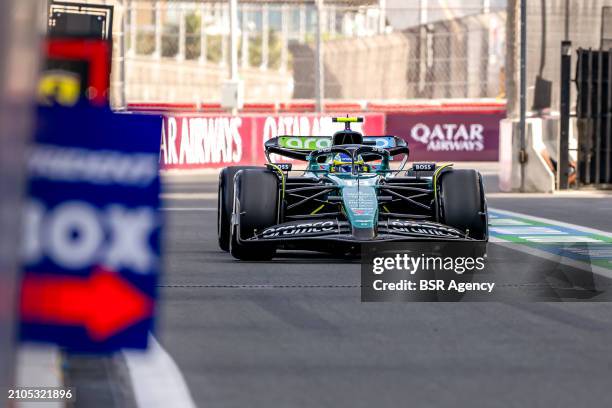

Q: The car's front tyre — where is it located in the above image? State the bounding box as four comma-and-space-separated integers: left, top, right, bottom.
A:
229, 168, 279, 261
438, 169, 487, 240
218, 166, 260, 251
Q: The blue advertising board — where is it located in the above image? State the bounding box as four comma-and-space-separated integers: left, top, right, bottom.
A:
20, 104, 162, 352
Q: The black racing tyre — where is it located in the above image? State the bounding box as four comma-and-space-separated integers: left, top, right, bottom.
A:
438, 169, 487, 240
230, 169, 279, 261
218, 166, 260, 251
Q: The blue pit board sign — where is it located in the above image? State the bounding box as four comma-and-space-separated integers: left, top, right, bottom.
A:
20, 105, 163, 353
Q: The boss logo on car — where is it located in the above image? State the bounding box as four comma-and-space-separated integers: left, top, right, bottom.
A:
412, 163, 436, 172
267, 163, 292, 171
261, 221, 336, 238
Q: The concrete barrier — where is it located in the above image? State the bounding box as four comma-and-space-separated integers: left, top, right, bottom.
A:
499, 117, 562, 193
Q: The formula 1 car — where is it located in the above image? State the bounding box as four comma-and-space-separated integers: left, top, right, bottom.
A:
218, 117, 488, 260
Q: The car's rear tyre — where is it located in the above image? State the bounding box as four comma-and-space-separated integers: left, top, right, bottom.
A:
218, 166, 260, 251
230, 168, 279, 261
438, 169, 487, 240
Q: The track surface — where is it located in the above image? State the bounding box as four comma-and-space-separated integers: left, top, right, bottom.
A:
159, 172, 612, 408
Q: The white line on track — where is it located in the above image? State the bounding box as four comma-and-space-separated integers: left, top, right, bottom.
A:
489, 208, 612, 238
491, 240, 612, 279
489, 208, 612, 278
123, 335, 197, 408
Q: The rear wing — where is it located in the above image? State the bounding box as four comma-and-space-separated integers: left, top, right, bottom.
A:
264, 135, 409, 161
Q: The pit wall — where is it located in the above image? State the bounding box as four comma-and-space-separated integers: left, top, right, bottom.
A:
499, 116, 578, 193
129, 100, 506, 170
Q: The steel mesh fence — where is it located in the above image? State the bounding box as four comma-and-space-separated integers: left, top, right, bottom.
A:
603, 6, 612, 49
515, 0, 612, 114
109, 1, 507, 106
293, 10, 505, 101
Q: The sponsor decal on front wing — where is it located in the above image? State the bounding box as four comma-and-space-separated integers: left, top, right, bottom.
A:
260, 221, 337, 239
388, 220, 465, 238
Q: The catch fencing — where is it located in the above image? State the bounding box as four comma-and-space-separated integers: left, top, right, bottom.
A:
112, 1, 506, 108
604, 6, 612, 49
293, 11, 506, 100
555, 3, 612, 189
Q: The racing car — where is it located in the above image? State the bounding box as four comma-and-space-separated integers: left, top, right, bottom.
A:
218, 117, 488, 260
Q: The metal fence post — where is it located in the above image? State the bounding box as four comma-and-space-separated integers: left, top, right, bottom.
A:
229, 0, 238, 80
519, 0, 527, 192
418, 0, 428, 96
559, 41, 572, 189
261, 4, 269, 70
199, 2, 207, 64
315, 0, 325, 112
128, 0, 136, 57
564, 0, 569, 40
596, 47, 603, 185
241, 5, 249, 69
483, 0, 491, 14
221, 3, 228, 68
177, 3, 185, 61
606, 48, 611, 184
586, 49, 593, 185
299, 4, 306, 43
379, 0, 386, 34
575, 49, 583, 187
329, 4, 336, 36
120, 0, 128, 108
281, 5, 289, 72
154, 0, 161, 59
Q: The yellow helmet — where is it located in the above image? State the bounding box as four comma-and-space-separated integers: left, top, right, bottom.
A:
331, 153, 366, 173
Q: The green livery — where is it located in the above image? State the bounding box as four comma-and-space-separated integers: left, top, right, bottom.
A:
278, 136, 331, 150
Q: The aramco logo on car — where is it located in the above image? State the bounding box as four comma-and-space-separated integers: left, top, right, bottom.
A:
279, 136, 331, 150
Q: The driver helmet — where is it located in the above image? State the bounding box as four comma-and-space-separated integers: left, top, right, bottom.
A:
331, 153, 365, 173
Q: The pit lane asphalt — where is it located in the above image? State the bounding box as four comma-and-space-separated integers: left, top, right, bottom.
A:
158, 172, 612, 408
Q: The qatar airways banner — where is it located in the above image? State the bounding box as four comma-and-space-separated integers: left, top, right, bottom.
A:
386, 111, 505, 161
159, 113, 385, 169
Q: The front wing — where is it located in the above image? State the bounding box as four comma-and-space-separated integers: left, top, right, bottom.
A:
238, 219, 484, 247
